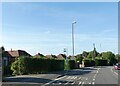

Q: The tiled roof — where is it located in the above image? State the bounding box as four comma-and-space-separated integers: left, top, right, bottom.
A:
8, 50, 19, 57
7, 50, 31, 57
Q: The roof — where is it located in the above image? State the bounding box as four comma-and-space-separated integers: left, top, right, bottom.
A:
57, 54, 66, 59
7, 50, 31, 57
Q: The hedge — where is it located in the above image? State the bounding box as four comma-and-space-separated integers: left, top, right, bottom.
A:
68, 60, 76, 69
11, 57, 64, 75
83, 59, 95, 67
95, 59, 108, 66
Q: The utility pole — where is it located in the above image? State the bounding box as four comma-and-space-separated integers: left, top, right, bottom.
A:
72, 21, 76, 60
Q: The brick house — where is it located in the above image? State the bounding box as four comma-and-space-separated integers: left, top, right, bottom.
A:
57, 54, 66, 59
1, 47, 31, 66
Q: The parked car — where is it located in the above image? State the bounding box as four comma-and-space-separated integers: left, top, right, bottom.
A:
114, 63, 120, 70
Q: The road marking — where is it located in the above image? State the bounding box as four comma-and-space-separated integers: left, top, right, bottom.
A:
93, 78, 95, 81
79, 81, 81, 85
67, 76, 70, 79
42, 76, 66, 86
89, 82, 91, 84
92, 82, 95, 85
81, 82, 84, 86
86, 78, 88, 80
59, 83, 61, 85
71, 81, 75, 85
78, 77, 81, 80
111, 67, 118, 76
74, 76, 77, 79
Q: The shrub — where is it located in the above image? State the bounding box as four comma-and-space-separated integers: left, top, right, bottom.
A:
68, 60, 76, 69
11, 57, 65, 75
83, 59, 95, 67
95, 59, 108, 66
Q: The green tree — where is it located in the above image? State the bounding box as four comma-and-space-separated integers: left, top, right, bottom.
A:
76, 54, 83, 64
82, 51, 88, 58
102, 51, 117, 65
115, 54, 120, 63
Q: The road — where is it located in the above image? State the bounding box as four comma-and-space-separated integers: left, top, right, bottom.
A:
2, 66, 119, 86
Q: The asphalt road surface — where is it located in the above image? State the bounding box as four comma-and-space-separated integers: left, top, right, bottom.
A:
2, 66, 119, 86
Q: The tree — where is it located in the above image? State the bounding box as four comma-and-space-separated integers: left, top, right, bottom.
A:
115, 54, 120, 63
76, 54, 83, 64
102, 51, 117, 65
82, 51, 88, 58
87, 51, 93, 59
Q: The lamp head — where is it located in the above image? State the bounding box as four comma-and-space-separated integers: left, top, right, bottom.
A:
72, 21, 77, 24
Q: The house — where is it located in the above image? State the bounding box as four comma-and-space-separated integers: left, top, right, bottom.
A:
57, 54, 66, 59
1, 47, 31, 66
46, 54, 57, 59
34, 53, 45, 58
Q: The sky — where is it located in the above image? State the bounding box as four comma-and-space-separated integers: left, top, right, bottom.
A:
1, 2, 118, 55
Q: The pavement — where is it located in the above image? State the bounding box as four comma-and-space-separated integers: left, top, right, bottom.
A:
1, 66, 120, 86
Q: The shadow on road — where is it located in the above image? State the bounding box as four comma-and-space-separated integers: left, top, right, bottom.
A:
3, 77, 52, 83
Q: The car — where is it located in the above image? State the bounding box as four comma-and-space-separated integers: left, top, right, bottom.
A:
114, 64, 120, 70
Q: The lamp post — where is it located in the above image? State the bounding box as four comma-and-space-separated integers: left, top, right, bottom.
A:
72, 21, 76, 60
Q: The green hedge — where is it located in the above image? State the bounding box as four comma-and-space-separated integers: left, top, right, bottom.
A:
68, 60, 76, 69
95, 59, 108, 66
83, 59, 95, 67
11, 57, 64, 75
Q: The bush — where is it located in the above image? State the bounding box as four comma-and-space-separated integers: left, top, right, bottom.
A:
95, 59, 108, 66
3, 65, 13, 76
68, 60, 76, 69
11, 57, 65, 75
83, 59, 95, 67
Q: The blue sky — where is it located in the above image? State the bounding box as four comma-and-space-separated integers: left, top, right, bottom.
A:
2, 2, 118, 55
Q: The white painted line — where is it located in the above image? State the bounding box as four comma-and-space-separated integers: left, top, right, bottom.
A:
42, 76, 66, 86
64, 82, 68, 85
59, 83, 61, 85
79, 81, 81, 85
93, 78, 95, 81
71, 81, 75, 85
111, 67, 118, 76
92, 82, 95, 85
86, 78, 88, 80
74, 76, 77, 79
79, 77, 81, 80
89, 82, 91, 84
67, 76, 70, 79
82, 82, 85, 85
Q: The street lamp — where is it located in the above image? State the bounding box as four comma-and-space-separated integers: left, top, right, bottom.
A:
72, 21, 76, 60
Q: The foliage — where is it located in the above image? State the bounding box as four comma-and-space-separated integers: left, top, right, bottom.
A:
82, 51, 88, 58
11, 57, 64, 75
95, 58, 108, 66
102, 51, 117, 65
3, 64, 12, 76
76, 54, 83, 64
83, 58, 95, 67
115, 54, 120, 63
68, 60, 76, 69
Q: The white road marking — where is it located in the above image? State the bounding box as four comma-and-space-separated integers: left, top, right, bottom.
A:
93, 78, 95, 81
86, 78, 88, 80
92, 82, 95, 85
67, 76, 70, 79
79, 81, 81, 85
71, 81, 75, 85
79, 77, 81, 80
89, 82, 91, 84
42, 76, 66, 86
59, 83, 61, 85
111, 67, 118, 76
